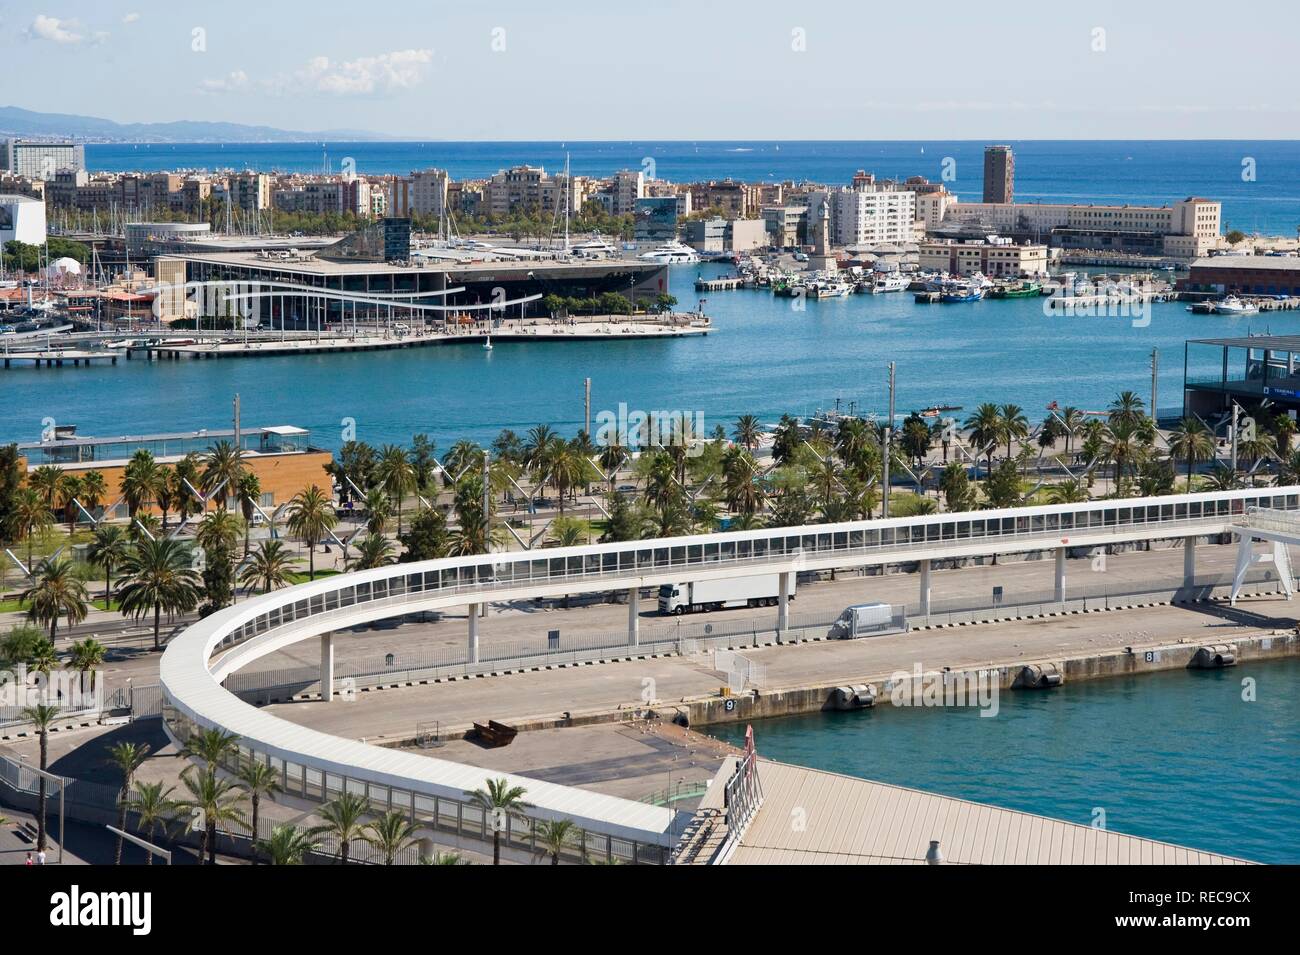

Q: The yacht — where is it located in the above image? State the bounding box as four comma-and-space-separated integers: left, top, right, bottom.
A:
939, 280, 984, 303
870, 273, 909, 294
1215, 296, 1259, 315
808, 280, 853, 298
570, 238, 618, 259
639, 241, 700, 265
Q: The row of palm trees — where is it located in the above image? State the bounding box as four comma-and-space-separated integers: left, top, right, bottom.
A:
16, 717, 582, 865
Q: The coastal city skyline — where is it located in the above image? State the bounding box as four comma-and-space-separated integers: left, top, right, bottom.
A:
1, 3, 1292, 910
3, 0, 1299, 139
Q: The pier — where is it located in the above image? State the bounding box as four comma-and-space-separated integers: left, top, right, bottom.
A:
1, 349, 120, 368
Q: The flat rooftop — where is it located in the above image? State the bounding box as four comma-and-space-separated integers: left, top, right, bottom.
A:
165, 249, 662, 278
1190, 255, 1300, 271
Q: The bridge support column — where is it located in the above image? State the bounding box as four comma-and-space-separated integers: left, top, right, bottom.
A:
1273, 541, 1294, 599
918, 559, 931, 616
320, 632, 334, 702
1054, 547, 1066, 603
777, 571, 791, 636
468, 606, 480, 664
1183, 535, 1197, 590
1230, 532, 1253, 606
627, 587, 640, 647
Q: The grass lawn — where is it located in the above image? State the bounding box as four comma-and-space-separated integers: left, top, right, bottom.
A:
285, 569, 342, 585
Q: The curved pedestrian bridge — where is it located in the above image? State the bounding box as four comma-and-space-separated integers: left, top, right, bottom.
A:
160, 487, 1298, 860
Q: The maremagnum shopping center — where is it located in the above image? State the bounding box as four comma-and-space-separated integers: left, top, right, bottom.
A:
152, 219, 671, 328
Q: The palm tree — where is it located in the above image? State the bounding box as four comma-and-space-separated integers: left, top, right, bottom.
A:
258, 824, 319, 865
78, 469, 107, 519
466, 777, 530, 865
1103, 421, 1148, 488
57, 474, 82, 532
1167, 417, 1216, 490
349, 532, 395, 570
420, 851, 470, 865
239, 539, 293, 594
597, 438, 627, 488
20, 557, 89, 640
117, 537, 202, 652
131, 780, 176, 865
236, 761, 282, 864
549, 517, 586, 548
1203, 462, 1240, 491
377, 444, 416, 535
21, 703, 59, 852
1045, 479, 1091, 504
535, 818, 578, 865
963, 403, 1004, 473
286, 485, 337, 581
201, 440, 244, 510
722, 446, 766, 517
87, 524, 132, 608
732, 414, 762, 451
11, 486, 52, 569
363, 487, 391, 535
1059, 407, 1085, 457
196, 509, 242, 556
108, 742, 151, 865
362, 810, 420, 865
1108, 390, 1147, 431
181, 727, 241, 770
120, 449, 162, 517
178, 765, 247, 865
999, 404, 1030, 460
1277, 448, 1300, 486
28, 464, 65, 511
65, 637, 107, 690
236, 472, 262, 556
312, 792, 370, 864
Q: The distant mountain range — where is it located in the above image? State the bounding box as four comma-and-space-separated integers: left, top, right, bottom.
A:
0, 106, 391, 143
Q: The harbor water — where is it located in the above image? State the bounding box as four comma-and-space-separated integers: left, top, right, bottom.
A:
4, 263, 1300, 449
709, 657, 1300, 864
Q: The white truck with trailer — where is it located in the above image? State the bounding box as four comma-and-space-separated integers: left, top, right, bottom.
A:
828, 602, 907, 639
657, 574, 790, 615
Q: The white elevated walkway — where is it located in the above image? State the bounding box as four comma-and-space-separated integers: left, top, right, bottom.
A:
1230, 507, 1299, 605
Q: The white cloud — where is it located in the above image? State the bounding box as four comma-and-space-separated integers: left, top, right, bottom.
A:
29, 15, 84, 44
122, 12, 141, 24
200, 70, 252, 94
200, 49, 433, 99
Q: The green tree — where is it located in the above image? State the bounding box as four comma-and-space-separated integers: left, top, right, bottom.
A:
22, 703, 60, 851
108, 742, 151, 865
1167, 417, 1216, 490
466, 777, 531, 865
65, 637, 106, 689
117, 537, 203, 651
87, 524, 132, 607
258, 825, 319, 866
131, 781, 176, 865
349, 532, 395, 570
535, 818, 578, 865
239, 539, 293, 594
201, 440, 245, 510
312, 792, 370, 865
236, 761, 282, 865
178, 765, 247, 865
20, 557, 89, 640
286, 485, 337, 580
398, 507, 448, 562
362, 810, 420, 865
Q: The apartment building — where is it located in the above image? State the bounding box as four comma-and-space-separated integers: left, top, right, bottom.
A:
808, 174, 917, 247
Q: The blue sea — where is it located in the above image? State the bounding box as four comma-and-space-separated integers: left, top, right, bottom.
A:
710, 657, 1300, 864
87, 140, 1300, 235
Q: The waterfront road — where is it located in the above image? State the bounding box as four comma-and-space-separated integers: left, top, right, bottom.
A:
262, 593, 1296, 746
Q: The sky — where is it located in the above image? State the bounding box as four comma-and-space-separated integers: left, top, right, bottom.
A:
2, 0, 1298, 140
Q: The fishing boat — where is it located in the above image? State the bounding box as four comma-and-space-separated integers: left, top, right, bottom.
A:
807, 281, 853, 299
939, 280, 984, 303
988, 280, 1043, 299
1214, 295, 1259, 315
